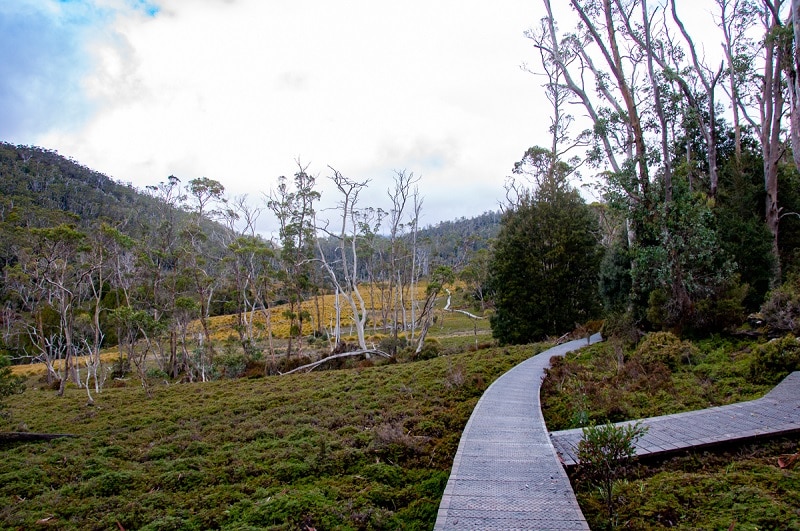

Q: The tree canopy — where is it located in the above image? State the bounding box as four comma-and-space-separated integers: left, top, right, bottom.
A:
490, 172, 601, 344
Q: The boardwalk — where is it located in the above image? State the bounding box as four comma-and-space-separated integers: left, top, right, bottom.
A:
434, 334, 601, 530
435, 334, 800, 530
551, 371, 800, 466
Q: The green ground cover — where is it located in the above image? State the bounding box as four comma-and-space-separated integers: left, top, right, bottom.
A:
0, 343, 542, 530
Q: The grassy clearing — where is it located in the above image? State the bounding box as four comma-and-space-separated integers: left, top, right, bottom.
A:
1, 343, 543, 530
197, 284, 439, 342
11, 284, 493, 380
542, 332, 800, 529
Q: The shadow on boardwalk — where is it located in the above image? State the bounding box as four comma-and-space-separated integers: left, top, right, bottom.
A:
435, 335, 800, 530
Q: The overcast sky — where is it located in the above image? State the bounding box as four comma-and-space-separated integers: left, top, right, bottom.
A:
2, 0, 715, 233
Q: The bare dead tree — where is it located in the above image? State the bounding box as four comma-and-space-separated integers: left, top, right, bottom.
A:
316, 168, 374, 353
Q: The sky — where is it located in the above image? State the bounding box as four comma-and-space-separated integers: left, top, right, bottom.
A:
1, 0, 716, 234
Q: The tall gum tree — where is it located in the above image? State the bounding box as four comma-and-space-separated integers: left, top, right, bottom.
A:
316, 169, 374, 353
266, 163, 319, 358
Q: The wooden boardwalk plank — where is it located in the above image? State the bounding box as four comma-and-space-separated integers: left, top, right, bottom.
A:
436, 337, 800, 529
434, 335, 601, 530
551, 371, 800, 467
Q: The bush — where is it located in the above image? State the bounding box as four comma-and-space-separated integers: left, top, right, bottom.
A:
146, 367, 169, 380
760, 278, 800, 333
110, 357, 131, 378
0, 353, 24, 414
577, 421, 647, 525
414, 339, 440, 361
690, 278, 748, 333
379, 334, 408, 355
749, 335, 800, 384
631, 332, 697, 370
217, 353, 246, 379
600, 312, 642, 347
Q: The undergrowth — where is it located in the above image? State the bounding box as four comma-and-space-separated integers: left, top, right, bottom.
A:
0, 343, 542, 530
541, 333, 770, 430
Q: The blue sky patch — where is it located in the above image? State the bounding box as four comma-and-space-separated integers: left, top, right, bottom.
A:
0, 1, 160, 143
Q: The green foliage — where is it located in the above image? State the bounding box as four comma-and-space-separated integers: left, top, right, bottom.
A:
577, 421, 647, 524
631, 332, 697, 370
217, 347, 247, 378
760, 275, 800, 334
541, 337, 769, 431
598, 236, 632, 314
577, 437, 800, 530
631, 186, 737, 332
547, 334, 799, 529
749, 335, 800, 384
414, 338, 441, 361
715, 136, 776, 310
490, 174, 601, 344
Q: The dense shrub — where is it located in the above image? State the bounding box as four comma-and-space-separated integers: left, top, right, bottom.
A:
749, 335, 800, 384
415, 338, 440, 360
760, 277, 800, 333
216, 353, 246, 379
631, 332, 697, 370
0, 353, 24, 414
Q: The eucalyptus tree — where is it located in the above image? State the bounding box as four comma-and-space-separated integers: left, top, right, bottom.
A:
266, 163, 320, 358
140, 175, 186, 377
534, 0, 783, 325
316, 168, 378, 353
222, 195, 277, 360
7, 225, 89, 395
183, 177, 227, 362
385, 170, 420, 350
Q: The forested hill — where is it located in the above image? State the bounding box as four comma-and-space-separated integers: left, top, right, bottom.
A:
0, 142, 501, 266
418, 211, 501, 267
0, 142, 175, 235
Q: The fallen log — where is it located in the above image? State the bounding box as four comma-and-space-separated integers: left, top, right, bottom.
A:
281, 349, 391, 375
443, 289, 485, 320
0, 432, 78, 444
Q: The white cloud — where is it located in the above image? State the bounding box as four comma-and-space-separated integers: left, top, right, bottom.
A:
9, 0, 606, 232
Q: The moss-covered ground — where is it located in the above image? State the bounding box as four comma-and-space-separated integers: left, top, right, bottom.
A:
1, 343, 540, 530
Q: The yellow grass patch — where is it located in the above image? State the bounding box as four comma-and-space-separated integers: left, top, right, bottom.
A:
196, 283, 435, 341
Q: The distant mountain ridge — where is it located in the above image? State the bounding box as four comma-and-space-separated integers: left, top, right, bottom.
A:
0, 142, 501, 260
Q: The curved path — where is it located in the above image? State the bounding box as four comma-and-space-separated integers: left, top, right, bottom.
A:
435, 336, 800, 530
434, 334, 602, 530
552, 371, 800, 466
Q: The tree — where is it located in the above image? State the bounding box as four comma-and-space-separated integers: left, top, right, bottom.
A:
221, 195, 276, 361
414, 265, 454, 355
490, 159, 601, 344
458, 248, 491, 312
385, 170, 421, 352
316, 168, 376, 353
182, 177, 226, 369
266, 163, 319, 358
8, 224, 89, 396
728, 0, 787, 283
